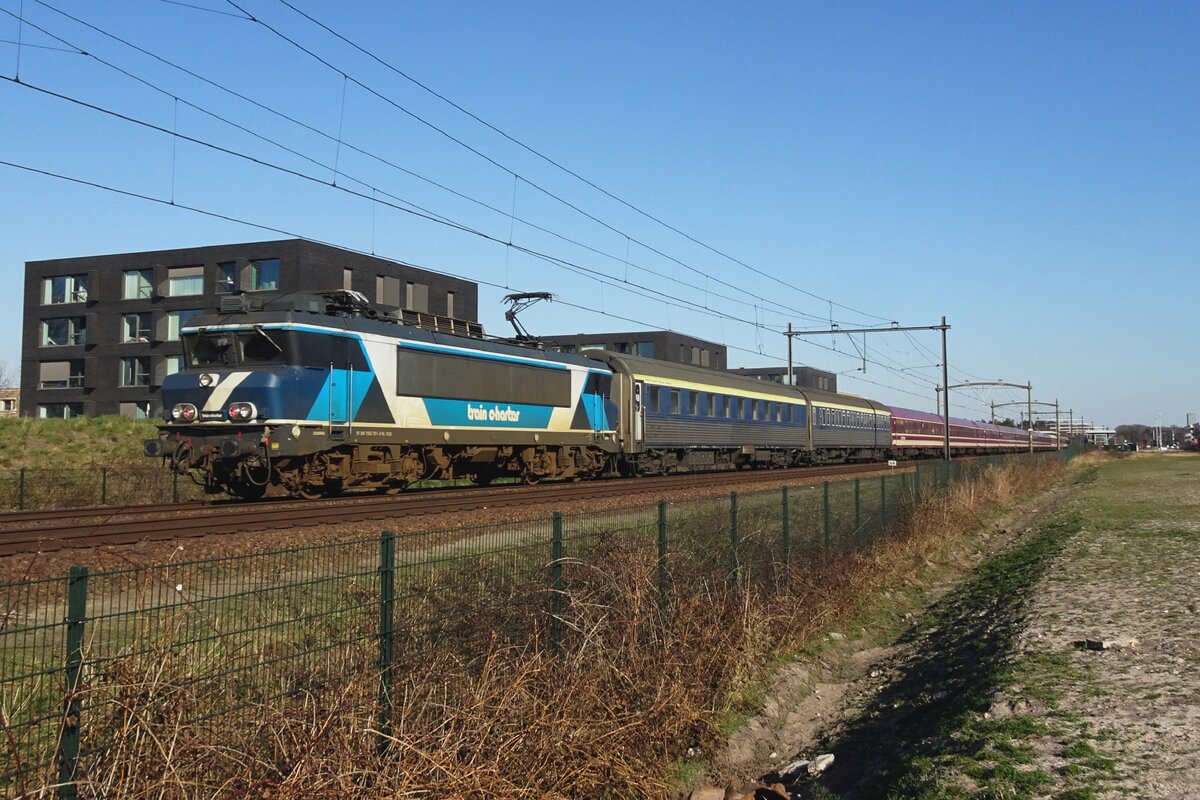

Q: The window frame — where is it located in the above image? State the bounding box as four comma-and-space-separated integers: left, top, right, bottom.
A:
120, 356, 151, 387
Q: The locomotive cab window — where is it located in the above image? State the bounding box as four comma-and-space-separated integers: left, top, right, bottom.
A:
183, 332, 235, 367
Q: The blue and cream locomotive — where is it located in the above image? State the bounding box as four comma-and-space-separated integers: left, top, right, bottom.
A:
146, 291, 619, 498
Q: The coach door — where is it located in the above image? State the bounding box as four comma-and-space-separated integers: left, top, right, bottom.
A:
633, 380, 645, 447
326, 337, 353, 441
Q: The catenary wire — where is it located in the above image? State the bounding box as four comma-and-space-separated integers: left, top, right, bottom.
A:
17, 0, 834, 327
1, 156, 946, 406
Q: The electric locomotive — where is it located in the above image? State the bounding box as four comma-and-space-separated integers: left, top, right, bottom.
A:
145, 290, 620, 498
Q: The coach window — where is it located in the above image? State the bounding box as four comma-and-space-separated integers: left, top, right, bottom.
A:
688, 392, 698, 416
646, 386, 659, 412
723, 397, 731, 418
670, 389, 681, 415
707, 394, 716, 417
751, 401, 759, 421
774, 403, 782, 423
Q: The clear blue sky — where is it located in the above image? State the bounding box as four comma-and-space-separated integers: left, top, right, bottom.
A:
2, 1, 1196, 427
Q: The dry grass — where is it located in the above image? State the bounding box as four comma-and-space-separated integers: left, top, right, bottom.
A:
13, 456, 1072, 799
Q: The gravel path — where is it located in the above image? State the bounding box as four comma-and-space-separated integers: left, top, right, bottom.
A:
719, 452, 1200, 798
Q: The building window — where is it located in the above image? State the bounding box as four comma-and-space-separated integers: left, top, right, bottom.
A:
122, 312, 152, 343
168, 265, 204, 296
446, 290, 456, 318
165, 355, 184, 376
217, 261, 237, 294
376, 275, 401, 306
691, 346, 701, 365
0, 399, 14, 411
123, 269, 153, 299
343, 268, 353, 291
635, 342, 655, 358
41, 317, 86, 347
121, 357, 150, 387
38, 403, 82, 419
250, 258, 280, 291
406, 282, 429, 313
700, 349, 710, 367
558, 344, 575, 353
119, 401, 151, 420
42, 274, 88, 305
167, 309, 203, 341
38, 360, 84, 389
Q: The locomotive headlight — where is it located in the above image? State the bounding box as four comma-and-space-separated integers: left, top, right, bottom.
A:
198, 373, 216, 388
228, 402, 257, 421
171, 403, 198, 422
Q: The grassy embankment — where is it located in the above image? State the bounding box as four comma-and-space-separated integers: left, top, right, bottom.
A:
804, 452, 1199, 800
0, 416, 176, 508
0, 416, 155, 470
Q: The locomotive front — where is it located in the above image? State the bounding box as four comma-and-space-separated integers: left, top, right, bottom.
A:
144, 291, 380, 499
145, 318, 304, 498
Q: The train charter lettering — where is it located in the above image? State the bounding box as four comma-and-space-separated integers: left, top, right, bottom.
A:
468, 403, 521, 423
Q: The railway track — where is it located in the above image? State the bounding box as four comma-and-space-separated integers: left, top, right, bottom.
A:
0, 462, 906, 557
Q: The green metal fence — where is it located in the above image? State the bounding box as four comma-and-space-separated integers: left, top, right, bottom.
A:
0, 466, 207, 510
0, 447, 1086, 795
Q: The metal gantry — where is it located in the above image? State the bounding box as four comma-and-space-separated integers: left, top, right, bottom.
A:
941, 380, 1033, 453
785, 317, 951, 460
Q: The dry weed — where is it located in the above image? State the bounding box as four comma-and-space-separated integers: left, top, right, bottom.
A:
17, 457, 1072, 799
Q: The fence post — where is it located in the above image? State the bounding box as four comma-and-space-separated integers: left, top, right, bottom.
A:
18, 468, 25, 511
822, 481, 831, 550
880, 475, 887, 533
376, 531, 396, 756
100, 467, 108, 506
657, 501, 669, 616
551, 512, 564, 653
59, 565, 88, 799
781, 486, 791, 565
854, 478, 861, 533
729, 492, 740, 586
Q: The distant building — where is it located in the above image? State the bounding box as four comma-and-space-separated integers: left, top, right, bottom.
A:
544, 331, 727, 370
0, 388, 18, 417
728, 365, 837, 393
22, 239, 478, 419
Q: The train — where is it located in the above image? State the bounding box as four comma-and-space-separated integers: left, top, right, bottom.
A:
144, 290, 1064, 499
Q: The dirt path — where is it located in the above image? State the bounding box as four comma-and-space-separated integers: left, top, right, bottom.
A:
717, 453, 1200, 799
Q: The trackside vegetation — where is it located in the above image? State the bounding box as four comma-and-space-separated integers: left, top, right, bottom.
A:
0, 449, 1084, 798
